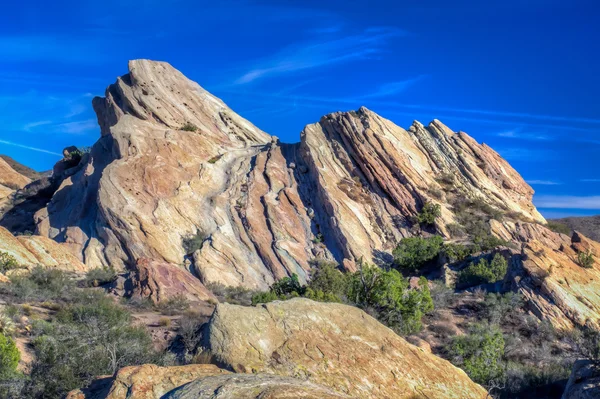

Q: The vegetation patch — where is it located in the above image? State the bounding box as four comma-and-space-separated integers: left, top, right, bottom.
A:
577, 251, 595, 269
457, 253, 508, 288
181, 122, 198, 132
392, 236, 444, 271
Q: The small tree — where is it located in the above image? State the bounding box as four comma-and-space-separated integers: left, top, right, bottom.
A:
0, 252, 19, 274
393, 236, 444, 271
449, 323, 506, 386
457, 253, 508, 287
578, 251, 595, 269
415, 202, 441, 226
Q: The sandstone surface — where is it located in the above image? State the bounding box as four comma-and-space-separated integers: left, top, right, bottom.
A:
204, 298, 488, 399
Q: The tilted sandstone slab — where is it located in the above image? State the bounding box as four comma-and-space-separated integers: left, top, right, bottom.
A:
561, 359, 600, 399
299, 108, 545, 269
492, 220, 600, 330
0, 226, 85, 272
29, 59, 546, 289
204, 298, 488, 399
34, 60, 322, 289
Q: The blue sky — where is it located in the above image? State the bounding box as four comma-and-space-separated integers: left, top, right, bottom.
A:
1, 0, 599, 218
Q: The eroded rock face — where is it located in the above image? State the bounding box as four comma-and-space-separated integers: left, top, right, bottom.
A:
0, 226, 85, 272
32, 59, 547, 289
204, 298, 488, 399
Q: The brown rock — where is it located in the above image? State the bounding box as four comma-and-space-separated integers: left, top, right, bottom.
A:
205, 298, 488, 399
126, 257, 215, 303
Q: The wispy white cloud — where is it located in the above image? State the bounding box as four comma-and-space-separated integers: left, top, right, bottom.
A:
23, 120, 53, 131
0, 140, 62, 156
535, 195, 600, 209
497, 129, 550, 141
235, 27, 405, 84
55, 119, 98, 135
359, 76, 427, 98
527, 180, 562, 185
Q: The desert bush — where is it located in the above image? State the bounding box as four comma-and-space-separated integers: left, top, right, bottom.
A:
0, 333, 19, 379
429, 281, 455, 309
448, 323, 506, 386
121, 296, 154, 311
482, 292, 523, 325
415, 202, 441, 226
577, 251, 595, 268
393, 235, 443, 271
251, 291, 282, 305
443, 243, 472, 263
181, 122, 198, 132
158, 317, 171, 327
546, 221, 571, 236
23, 294, 160, 398
2, 266, 76, 302
304, 260, 347, 302
446, 223, 466, 238
157, 294, 190, 315
207, 283, 256, 306
457, 253, 508, 288
0, 252, 19, 274
182, 231, 207, 254
178, 314, 204, 353
84, 266, 117, 287
347, 267, 433, 335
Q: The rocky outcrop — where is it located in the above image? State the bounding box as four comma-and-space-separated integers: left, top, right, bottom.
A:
0, 226, 85, 272
28, 59, 547, 289
561, 360, 600, 399
115, 257, 215, 303
66, 364, 230, 399
204, 298, 488, 399
0, 157, 31, 191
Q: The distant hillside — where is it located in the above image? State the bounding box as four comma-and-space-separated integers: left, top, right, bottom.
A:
0, 155, 42, 180
550, 215, 600, 242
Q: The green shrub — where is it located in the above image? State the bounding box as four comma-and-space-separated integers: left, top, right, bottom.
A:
457, 253, 508, 287
251, 291, 281, 305
181, 122, 198, 132
182, 231, 207, 254
393, 235, 443, 271
0, 333, 19, 378
157, 294, 190, 315
482, 292, 523, 325
347, 267, 433, 335
0, 252, 19, 274
546, 221, 571, 236
449, 323, 505, 385
305, 261, 347, 302
577, 251, 595, 269
24, 294, 159, 398
446, 223, 465, 238
415, 202, 441, 226
443, 243, 472, 263
3, 266, 75, 302
207, 283, 257, 306
84, 267, 117, 287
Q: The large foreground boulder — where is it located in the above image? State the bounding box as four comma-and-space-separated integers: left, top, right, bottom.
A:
204, 298, 488, 399
67, 364, 349, 399
561, 360, 600, 399
164, 374, 350, 399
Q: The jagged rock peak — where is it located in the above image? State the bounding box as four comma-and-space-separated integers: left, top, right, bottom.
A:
93, 59, 271, 145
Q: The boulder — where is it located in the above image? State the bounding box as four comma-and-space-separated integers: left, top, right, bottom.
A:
66, 364, 230, 399
164, 374, 351, 399
123, 257, 215, 303
562, 360, 600, 399
204, 298, 488, 398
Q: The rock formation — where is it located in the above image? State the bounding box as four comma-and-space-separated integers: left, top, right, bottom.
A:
203, 298, 488, 399
21, 59, 544, 290
0, 226, 85, 273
